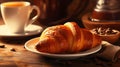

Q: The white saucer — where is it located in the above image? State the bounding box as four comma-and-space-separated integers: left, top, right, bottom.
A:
0, 24, 44, 37
25, 37, 102, 59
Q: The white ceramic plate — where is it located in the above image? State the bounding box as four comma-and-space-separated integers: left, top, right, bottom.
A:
25, 37, 102, 59
0, 24, 44, 37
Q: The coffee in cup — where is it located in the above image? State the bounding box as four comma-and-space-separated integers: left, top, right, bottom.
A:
0, 1, 40, 34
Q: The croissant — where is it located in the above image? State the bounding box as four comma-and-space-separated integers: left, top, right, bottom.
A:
36, 22, 101, 54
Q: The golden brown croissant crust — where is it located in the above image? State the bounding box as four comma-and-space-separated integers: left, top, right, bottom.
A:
36, 22, 101, 54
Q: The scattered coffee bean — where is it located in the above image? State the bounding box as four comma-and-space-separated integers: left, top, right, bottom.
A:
23, 46, 25, 49
10, 48, 16, 52
0, 45, 5, 48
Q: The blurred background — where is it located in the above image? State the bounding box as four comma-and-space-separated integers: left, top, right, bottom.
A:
0, 0, 97, 27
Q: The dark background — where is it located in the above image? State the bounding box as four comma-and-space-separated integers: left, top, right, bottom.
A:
0, 0, 97, 27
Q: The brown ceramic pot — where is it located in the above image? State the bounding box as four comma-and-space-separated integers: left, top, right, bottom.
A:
82, 13, 120, 31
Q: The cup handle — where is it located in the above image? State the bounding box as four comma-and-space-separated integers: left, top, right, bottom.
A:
28, 5, 40, 25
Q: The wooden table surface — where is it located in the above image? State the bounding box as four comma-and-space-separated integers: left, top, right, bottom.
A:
0, 18, 120, 67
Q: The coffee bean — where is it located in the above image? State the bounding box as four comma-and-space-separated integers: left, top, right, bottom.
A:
0, 45, 5, 48
10, 48, 16, 52
91, 27, 118, 35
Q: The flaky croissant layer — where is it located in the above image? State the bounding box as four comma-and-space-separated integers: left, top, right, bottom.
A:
36, 22, 101, 54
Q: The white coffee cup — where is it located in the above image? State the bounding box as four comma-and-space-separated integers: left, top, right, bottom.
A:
0, 1, 40, 34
